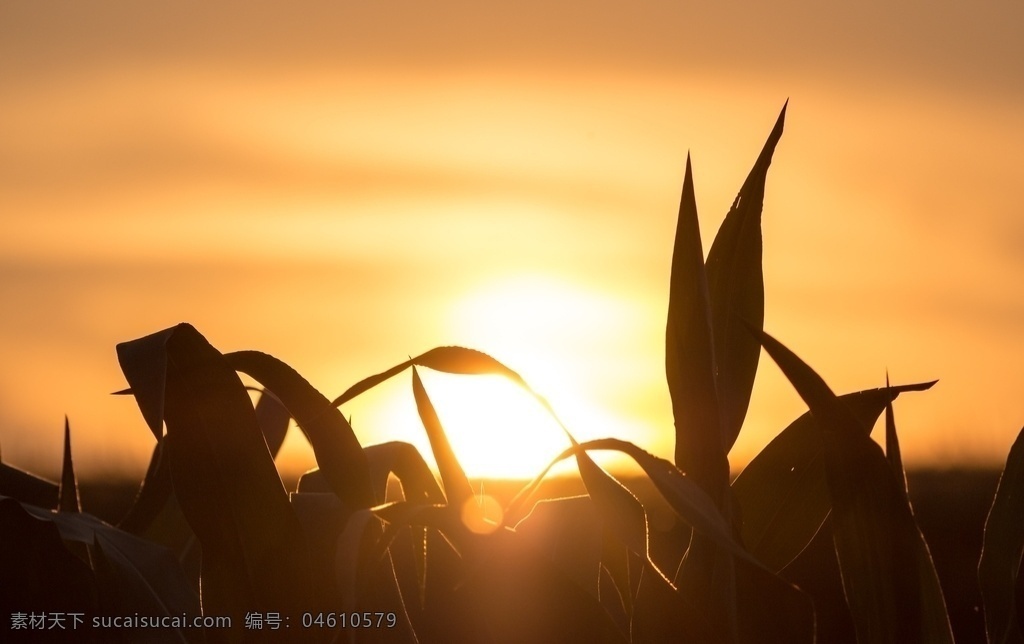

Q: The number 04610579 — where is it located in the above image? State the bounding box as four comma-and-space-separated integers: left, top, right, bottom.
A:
301, 612, 398, 629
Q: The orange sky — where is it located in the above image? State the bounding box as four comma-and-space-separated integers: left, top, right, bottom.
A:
1, 1, 1022, 481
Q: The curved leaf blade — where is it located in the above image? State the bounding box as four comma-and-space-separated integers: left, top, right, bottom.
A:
755, 328, 952, 643
116, 326, 176, 440
363, 441, 445, 505
732, 380, 936, 572
225, 350, 374, 509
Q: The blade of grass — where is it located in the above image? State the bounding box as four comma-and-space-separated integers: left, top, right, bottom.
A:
732, 380, 936, 572
666, 154, 729, 505
704, 102, 786, 453
979, 425, 1024, 644
225, 350, 374, 508
755, 327, 953, 643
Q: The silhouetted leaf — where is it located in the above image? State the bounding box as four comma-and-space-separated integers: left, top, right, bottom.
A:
225, 350, 374, 509
332, 346, 530, 407
980, 425, 1024, 644
665, 155, 729, 505
514, 439, 749, 564
575, 452, 650, 563
732, 381, 935, 572
18, 501, 199, 623
411, 367, 472, 510
116, 326, 176, 440
0, 497, 98, 620
705, 103, 786, 452
332, 346, 575, 448
756, 328, 952, 643
363, 441, 445, 505
59, 416, 81, 513
129, 324, 315, 630
0, 462, 58, 508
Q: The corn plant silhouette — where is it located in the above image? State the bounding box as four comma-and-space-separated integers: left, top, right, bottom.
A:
4, 105, 1021, 643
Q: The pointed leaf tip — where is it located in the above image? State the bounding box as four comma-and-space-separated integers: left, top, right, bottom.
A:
59, 416, 80, 513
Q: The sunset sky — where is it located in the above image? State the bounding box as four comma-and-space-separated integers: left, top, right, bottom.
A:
1, 1, 1022, 481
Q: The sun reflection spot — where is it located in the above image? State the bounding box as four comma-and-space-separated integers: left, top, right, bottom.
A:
461, 494, 504, 535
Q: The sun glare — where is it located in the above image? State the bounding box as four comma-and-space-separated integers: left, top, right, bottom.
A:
334, 274, 653, 481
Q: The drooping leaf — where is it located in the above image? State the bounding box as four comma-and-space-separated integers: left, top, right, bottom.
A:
574, 451, 650, 563
755, 328, 952, 643
411, 367, 472, 510
665, 154, 729, 505
732, 381, 935, 572
511, 438, 750, 564
705, 103, 786, 452
363, 441, 445, 505
979, 425, 1024, 644
225, 350, 374, 509
332, 346, 529, 408
116, 326, 176, 440
59, 416, 81, 513
130, 324, 315, 630
332, 346, 575, 447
